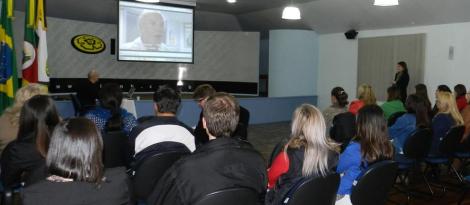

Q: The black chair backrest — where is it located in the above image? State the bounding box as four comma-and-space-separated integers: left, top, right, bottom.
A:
133, 151, 188, 200
102, 131, 130, 168
387, 111, 406, 127
70, 94, 82, 116
439, 125, 465, 154
330, 112, 356, 152
403, 128, 433, 160
193, 187, 259, 205
285, 173, 340, 205
351, 160, 398, 205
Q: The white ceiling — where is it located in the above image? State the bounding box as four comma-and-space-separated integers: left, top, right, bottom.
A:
14, 0, 470, 34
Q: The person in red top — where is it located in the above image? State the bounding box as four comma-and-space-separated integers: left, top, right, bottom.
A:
454, 84, 468, 111
348, 84, 377, 115
266, 104, 339, 205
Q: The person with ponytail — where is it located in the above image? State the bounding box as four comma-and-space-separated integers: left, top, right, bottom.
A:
266, 104, 339, 205
323, 87, 349, 130
85, 83, 137, 135
1, 95, 60, 187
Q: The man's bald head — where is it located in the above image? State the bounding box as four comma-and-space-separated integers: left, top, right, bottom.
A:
88, 70, 99, 83
138, 11, 166, 47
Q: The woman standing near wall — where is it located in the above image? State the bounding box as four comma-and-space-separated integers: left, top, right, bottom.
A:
393, 61, 410, 103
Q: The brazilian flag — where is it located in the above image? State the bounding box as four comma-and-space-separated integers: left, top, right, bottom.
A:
0, 0, 19, 115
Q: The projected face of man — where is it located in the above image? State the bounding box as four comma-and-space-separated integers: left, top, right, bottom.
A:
138, 12, 165, 50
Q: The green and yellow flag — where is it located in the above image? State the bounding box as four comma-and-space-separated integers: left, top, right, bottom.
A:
0, 0, 19, 114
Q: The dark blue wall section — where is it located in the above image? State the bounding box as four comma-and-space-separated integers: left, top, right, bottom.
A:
55, 96, 317, 126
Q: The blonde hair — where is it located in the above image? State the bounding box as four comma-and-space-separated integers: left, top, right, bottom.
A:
3, 84, 48, 126
436, 91, 464, 125
357, 84, 376, 105
287, 104, 339, 177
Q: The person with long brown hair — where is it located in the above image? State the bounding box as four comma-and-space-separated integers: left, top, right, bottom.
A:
21, 118, 130, 205
1, 95, 60, 187
393, 61, 410, 103
336, 105, 393, 205
0, 84, 48, 155
267, 104, 339, 205
389, 94, 430, 154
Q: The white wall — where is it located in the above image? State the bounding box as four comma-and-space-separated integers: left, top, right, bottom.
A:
269, 30, 319, 97
317, 22, 470, 109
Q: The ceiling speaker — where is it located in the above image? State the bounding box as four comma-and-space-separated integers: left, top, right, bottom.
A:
344, 29, 358, 40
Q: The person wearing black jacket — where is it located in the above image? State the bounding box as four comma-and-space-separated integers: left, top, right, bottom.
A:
76, 70, 100, 111
393, 61, 410, 103
193, 84, 250, 146
1, 95, 60, 187
147, 93, 267, 205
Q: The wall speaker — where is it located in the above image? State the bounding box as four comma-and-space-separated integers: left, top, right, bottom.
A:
344, 30, 358, 40
110, 38, 116, 55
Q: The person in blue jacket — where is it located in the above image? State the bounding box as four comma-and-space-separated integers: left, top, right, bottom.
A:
429, 91, 464, 156
389, 94, 430, 154
335, 105, 394, 205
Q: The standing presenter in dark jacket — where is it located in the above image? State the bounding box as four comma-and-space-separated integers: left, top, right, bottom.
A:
393, 61, 410, 103
148, 92, 267, 205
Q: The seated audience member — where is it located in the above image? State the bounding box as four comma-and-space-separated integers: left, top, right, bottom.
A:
21, 118, 130, 205
414, 84, 432, 116
381, 86, 406, 120
147, 93, 267, 205
193, 84, 250, 145
0, 84, 47, 156
336, 105, 394, 205
349, 84, 376, 115
130, 85, 195, 156
454, 84, 467, 111
429, 91, 464, 156
266, 104, 339, 205
432, 85, 452, 117
461, 93, 470, 141
323, 87, 349, 130
389, 94, 430, 154
1, 95, 60, 187
85, 83, 137, 135
76, 70, 100, 111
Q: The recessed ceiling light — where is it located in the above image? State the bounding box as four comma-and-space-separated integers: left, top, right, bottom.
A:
136, 0, 160, 3
374, 0, 399, 6
282, 6, 301, 20
227, 0, 236, 3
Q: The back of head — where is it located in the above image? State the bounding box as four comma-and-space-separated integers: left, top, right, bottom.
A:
203, 92, 239, 138
153, 85, 181, 114
193, 84, 216, 100
386, 86, 401, 102
437, 84, 451, 93
4, 83, 48, 125
357, 84, 376, 105
415, 84, 430, 101
454, 84, 467, 98
47, 118, 103, 183
18, 95, 60, 157
331, 87, 349, 107
289, 104, 338, 177
356, 105, 393, 163
98, 83, 123, 132
436, 91, 464, 125
406, 94, 430, 128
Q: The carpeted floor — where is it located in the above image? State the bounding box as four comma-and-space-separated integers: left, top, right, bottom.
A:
247, 122, 470, 205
